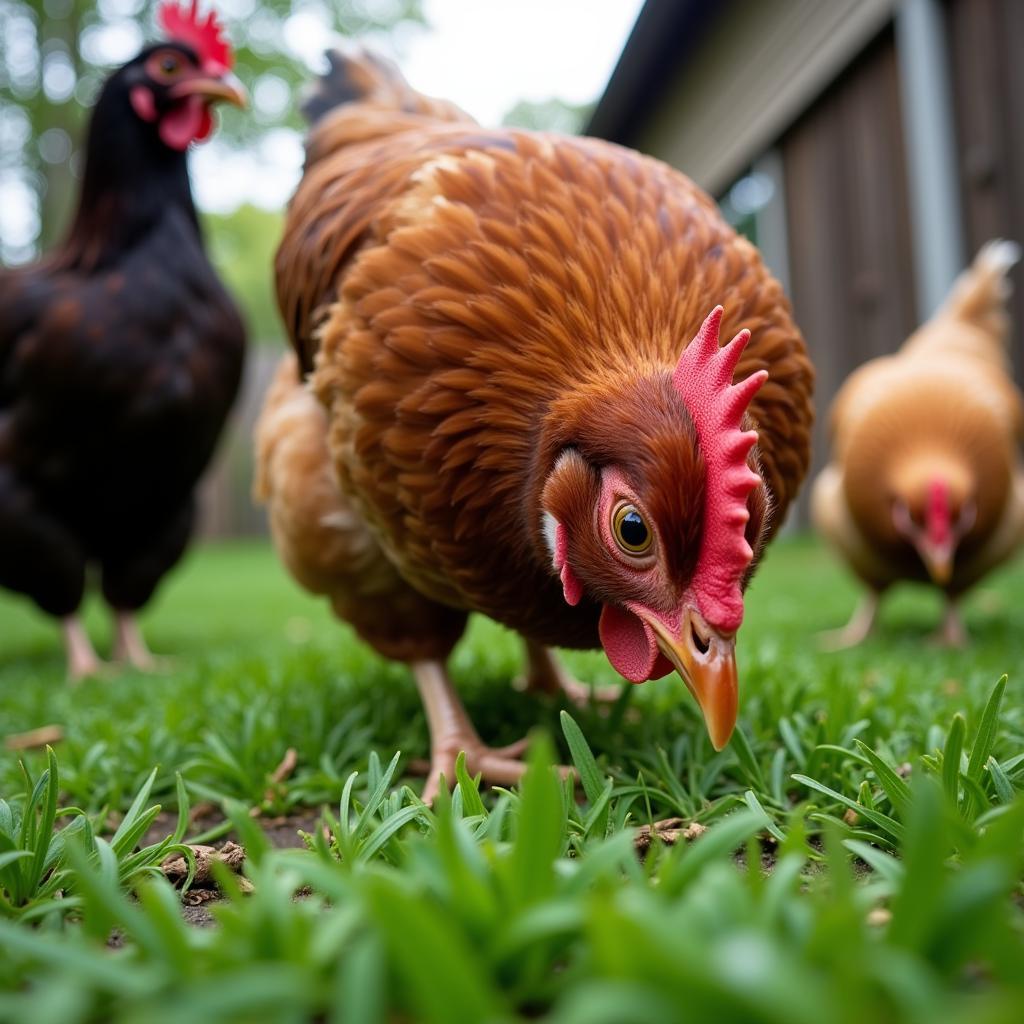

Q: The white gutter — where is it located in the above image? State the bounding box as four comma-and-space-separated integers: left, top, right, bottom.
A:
895, 0, 966, 316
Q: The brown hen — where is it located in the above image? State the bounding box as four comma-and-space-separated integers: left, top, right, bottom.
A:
813, 240, 1023, 647
259, 51, 814, 798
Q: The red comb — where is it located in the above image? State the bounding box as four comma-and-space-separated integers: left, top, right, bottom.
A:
158, 1, 232, 73
672, 306, 767, 633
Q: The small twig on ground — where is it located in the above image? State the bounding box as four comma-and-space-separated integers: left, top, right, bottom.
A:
248, 748, 300, 818
269, 748, 298, 785
4, 724, 64, 751
634, 817, 707, 857
162, 840, 247, 888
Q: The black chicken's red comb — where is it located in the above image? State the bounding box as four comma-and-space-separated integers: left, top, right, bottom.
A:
158, 1, 232, 73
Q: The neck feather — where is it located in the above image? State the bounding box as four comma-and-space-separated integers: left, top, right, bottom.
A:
56, 73, 198, 270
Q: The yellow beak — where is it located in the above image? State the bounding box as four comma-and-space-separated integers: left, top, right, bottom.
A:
169, 72, 248, 108
917, 541, 953, 586
645, 609, 739, 750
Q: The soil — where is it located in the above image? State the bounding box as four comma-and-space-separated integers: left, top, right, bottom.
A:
141, 808, 323, 851
130, 807, 326, 926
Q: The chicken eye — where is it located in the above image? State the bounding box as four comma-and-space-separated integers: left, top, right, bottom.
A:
148, 52, 184, 81
612, 503, 651, 555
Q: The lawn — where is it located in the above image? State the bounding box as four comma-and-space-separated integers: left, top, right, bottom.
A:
1, 537, 1022, 1023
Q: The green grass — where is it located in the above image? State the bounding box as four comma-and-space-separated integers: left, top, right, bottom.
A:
0, 537, 1022, 1022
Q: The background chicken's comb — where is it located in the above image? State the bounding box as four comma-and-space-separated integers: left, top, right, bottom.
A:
158, 0, 232, 73
672, 306, 767, 632
926, 479, 951, 546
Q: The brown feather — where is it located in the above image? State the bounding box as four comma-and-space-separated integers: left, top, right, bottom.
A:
269, 52, 814, 656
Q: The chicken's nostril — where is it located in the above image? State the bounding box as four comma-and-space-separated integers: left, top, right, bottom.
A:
691, 621, 710, 655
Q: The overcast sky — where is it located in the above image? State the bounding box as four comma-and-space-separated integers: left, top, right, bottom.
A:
191, 0, 644, 212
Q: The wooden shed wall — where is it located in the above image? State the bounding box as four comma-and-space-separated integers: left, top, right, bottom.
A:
781, 28, 918, 497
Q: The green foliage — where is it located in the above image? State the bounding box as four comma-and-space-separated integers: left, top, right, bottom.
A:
501, 96, 592, 134
795, 677, 1020, 847
0, 748, 189, 921
0, 742, 1021, 1023
0, 537, 1023, 1019
203, 203, 284, 342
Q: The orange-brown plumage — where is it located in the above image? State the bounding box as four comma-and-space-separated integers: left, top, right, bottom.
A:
813, 240, 1023, 645
260, 50, 813, 790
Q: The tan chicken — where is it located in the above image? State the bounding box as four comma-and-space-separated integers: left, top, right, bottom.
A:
257, 51, 814, 798
813, 240, 1023, 647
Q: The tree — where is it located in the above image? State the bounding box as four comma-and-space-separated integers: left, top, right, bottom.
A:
501, 96, 592, 135
203, 203, 284, 341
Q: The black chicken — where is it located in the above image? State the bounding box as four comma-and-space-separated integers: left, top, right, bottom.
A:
0, 2, 246, 677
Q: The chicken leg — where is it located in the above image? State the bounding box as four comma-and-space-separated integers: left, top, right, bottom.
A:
62, 616, 105, 680
112, 611, 168, 671
819, 592, 880, 651
413, 660, 534, 803
930, 600, 968, 648
519, 640, 623, 704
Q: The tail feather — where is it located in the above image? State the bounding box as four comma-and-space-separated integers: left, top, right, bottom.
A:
938, 238, 1021, 340
301, 47, 471, 126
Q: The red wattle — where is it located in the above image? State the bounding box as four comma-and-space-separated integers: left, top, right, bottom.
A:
159, 96, 207, 151
599, 604, 659, 683
196, 107, 214, 142
649, 653, 674, 679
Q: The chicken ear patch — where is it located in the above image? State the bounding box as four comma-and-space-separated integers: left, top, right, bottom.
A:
130, 86, 157, 122
672, 306, 766, 633
553, 522, 583, 606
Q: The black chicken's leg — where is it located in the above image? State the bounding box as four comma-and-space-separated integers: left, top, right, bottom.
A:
101, 501, 193, 670
0, 467, 101, 678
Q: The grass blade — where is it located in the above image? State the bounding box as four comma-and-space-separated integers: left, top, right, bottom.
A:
453, 752, 486, 819
942, 714, 966, 805
986, 757, 1015, 805
560, 711, 605, 805
854, 741, 911, 819
793, 774, 904, 841
967, 676, 1006, 784
730, 725, 766, 791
